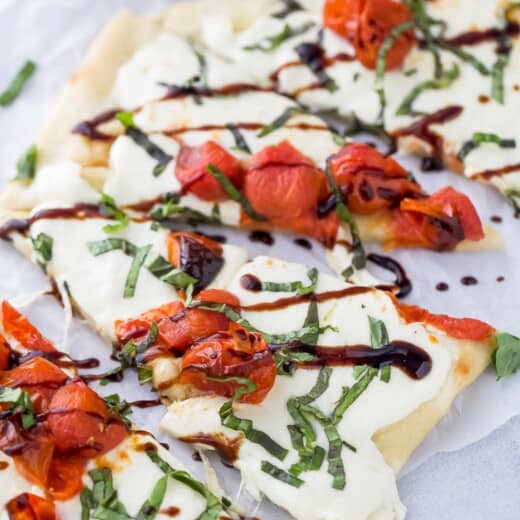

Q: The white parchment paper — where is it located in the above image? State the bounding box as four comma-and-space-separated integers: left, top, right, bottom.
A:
0, 1, 519, 518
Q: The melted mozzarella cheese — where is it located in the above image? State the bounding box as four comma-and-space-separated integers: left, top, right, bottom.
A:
113, 32, 253, 109
161, 256, 454, 520
2, 162, 100, 210
27, 213, 246, 340
0, 432, 218, 520
200, 3, 520, 194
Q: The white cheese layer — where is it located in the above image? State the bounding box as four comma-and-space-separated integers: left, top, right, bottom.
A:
27, 213, 247, 340
0, 432, 219, 520
161, 256, 454, 520
200, 2, 520, 196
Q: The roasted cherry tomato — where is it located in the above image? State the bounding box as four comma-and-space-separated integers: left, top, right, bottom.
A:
180, 324, 276, 404
115, 289, 241, 354
389, 294, 495, 341
391, 187, 484, 250
46, 455, 89, 501
242, 141, 339, 247
323, 0, 416, 69
166, 231, 224, 292
47, 381, 127, 454
175, 140, 243, 201
329, 143, 423, 215
1, 301, 55, 353
0, 334, 11, 370
0, 357, 68, 413
5, 493, 57, 520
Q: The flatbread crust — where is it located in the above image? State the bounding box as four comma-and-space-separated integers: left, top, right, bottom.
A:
0, 1, 499, 480
0, 0, 502, 251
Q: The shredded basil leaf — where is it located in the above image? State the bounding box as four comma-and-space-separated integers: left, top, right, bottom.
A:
124, 245, 152, 299
208, 376, 289, 461
325, 159, 366, 274
80, 467, 132, 520
0, 60, 36, 106
146, 254, 197, 288
272, 0, 303, 18
491, 52, 509, 104
88, 238, 196, 295
438, 42, 489, 76
275, 349, 315, 376
0, 387, 37, 430
493, 332, 520, 379
14, 144, 37, 182
100, 193, 130, 234
395, 63, 459, 116
261, 460, 304, 487
457, 132, 516, 162
243, 22, 314, 52
103, 394, 132, 428
260, 268, 318, 295
257, 106, 303, 137
146, 449, 224, 520
190, 300, 333, 345
505, 189, 520, 217
116, 112, 173, 176
136, 475, 168, 520
193, 48, 209, 89
31, 232, 53, 273
151, 193, 221, 226
375, 20, 415, 110
226, 123, 251, 153
369, 316, 391, 382
206, 163, 267, 221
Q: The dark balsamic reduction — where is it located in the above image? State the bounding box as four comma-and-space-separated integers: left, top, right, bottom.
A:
240, 274, 262, 292
393, 106, 464, 169
248, 230, 275, 245
367, 253, 412, 298
72, 109, 120, 140
294, 237, 313, 250
0, 204, 106, 240
461, 276, 478, 286
497, 276, 505, 282
191, 451, 202, 462
180, 434, 242, 462
161, 506, 181, 517
294, 341, 432, 380
178, 235, 224, 292
474, 162, 520, 180
436, 282, 449, 292
490, 215, 503, 223
242, 286, 372, 312
445, 22, 520, 47
128, 399, 162, 409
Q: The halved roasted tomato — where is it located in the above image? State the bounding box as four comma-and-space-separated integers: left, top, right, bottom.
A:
1, 301, 55, 353
115, 289, 241, 354
5, 492, 57, 520
175, 140, 243, 201
328, 142, 423, 214
47, 380, 127, 454
0, 334, 11, 370
323, 0, 416, 69
389, 294, 495, 341
391, 187, 484, 250
166, 231, 224, 292
242, 141, 339, 247
180, 323, 276, 404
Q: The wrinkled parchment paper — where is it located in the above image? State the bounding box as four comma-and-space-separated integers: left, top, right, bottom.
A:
0, 1, 519, 517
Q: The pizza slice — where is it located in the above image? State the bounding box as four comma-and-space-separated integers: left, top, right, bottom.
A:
106, 255, 503, 520
194, 0, 520, 214
0, 300, 233, 519
0, 3, 500, 289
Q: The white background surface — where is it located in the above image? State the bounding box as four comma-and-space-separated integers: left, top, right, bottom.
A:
0, 1, 519, 518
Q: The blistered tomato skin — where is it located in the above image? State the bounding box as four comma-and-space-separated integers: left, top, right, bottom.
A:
175, 140, 243, 201
323, 0, 416, 69
180, 325, 276, 404
6, 493, 57, 520
329, 142, 423, 215
391, 187, 484, 250
242, 140, 339, 247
